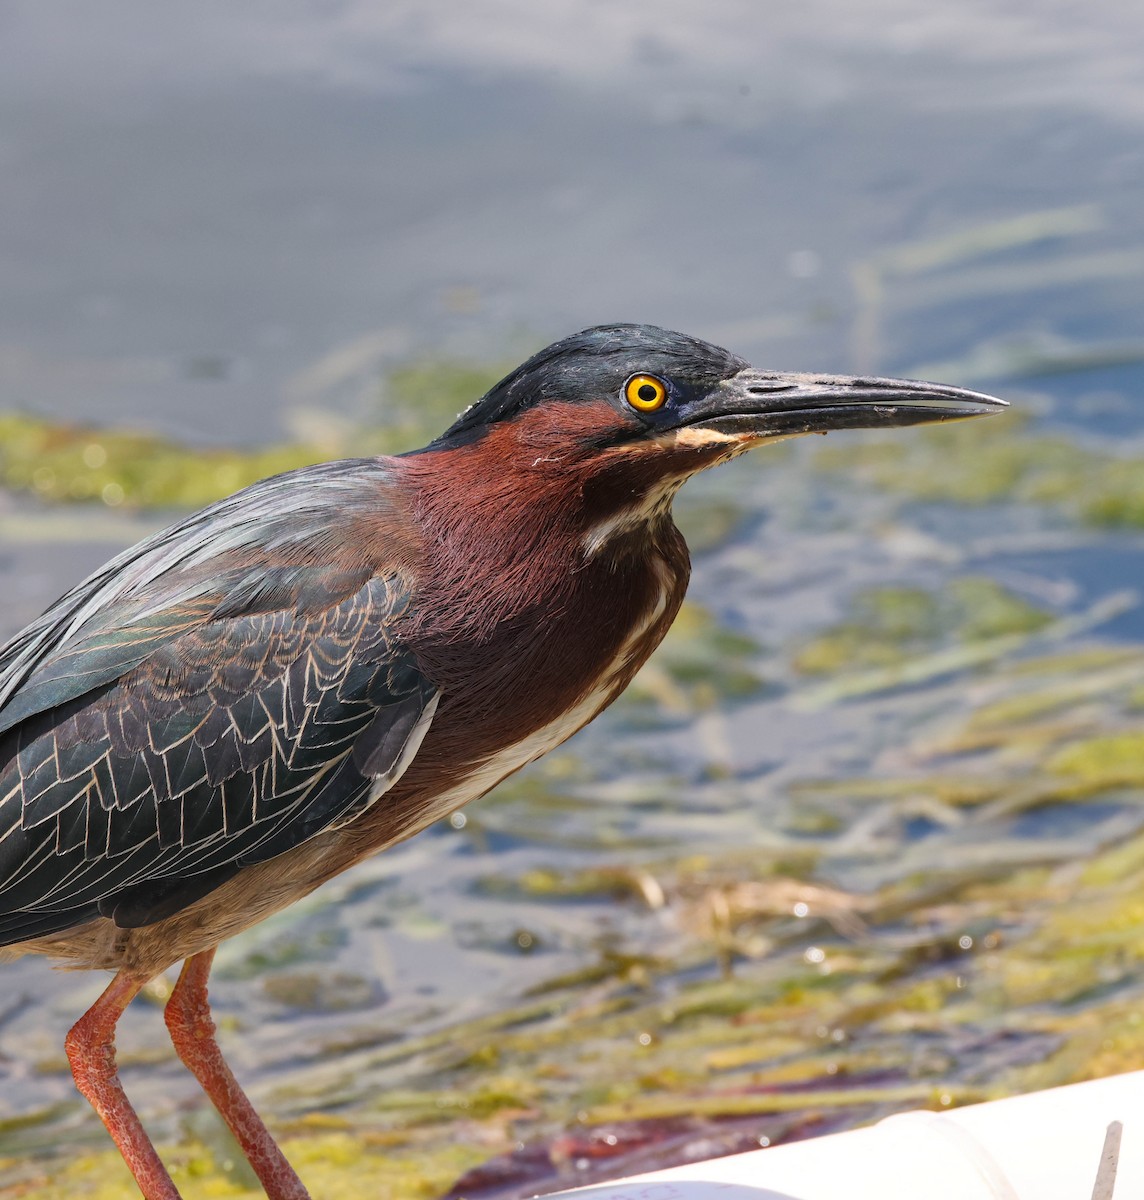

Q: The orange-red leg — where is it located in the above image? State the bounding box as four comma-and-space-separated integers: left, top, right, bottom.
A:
65, 970, 180, 1200
164, 948, 310, 1200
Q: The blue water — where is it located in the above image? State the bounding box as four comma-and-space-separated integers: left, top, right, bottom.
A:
3, 0, 1144, 1180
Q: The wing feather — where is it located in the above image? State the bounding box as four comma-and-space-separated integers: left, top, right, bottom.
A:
0, 458, 438, 942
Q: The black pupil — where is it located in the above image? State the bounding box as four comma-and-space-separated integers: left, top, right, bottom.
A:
637, 383, 659, 403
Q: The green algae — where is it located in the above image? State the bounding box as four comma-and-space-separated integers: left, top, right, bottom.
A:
0, 358, 509, 515
790, 775, 1005, 810
214, 924, 347, 982
10, 358, 1144, 1198
261, 971, 381, 1013
1047, 732, 1144, 791
0, 413, 329, 512
791, 592, 1129, 711
5, 346, 1144, 549
372, 358, 512, 452
15, 750, 1144, 1200
621, 602, 765, 716
0, 1133, 494, 1200
792, 577, 1051, 678
14, 637, 1144, 1200
673, 495, 750, 554
814, 411, 1144, 529
474, 864, 664, 905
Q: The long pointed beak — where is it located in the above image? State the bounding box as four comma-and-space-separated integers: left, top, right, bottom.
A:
689, 369, 1008, 438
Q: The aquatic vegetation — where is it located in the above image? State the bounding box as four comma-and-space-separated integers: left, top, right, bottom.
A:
621, 602, 765, 717
792, 578, 1051, 677
8, 351, 1144, 1199
375, 359, 513, 453
0, 1133, 493, 1200
0, 359, 509, 513
0, 412, 327, 511
673, 486, 753, 554
9, 671, 1144, 1197
814, 412, 1144, 529
261, 971, 382, 1013
18, 627, 1144, 1195
10, 348, 1144, 543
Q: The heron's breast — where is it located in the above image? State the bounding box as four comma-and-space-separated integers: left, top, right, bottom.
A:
349, 544, 684, 851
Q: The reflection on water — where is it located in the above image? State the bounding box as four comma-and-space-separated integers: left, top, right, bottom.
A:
3, 3, 1144, 1198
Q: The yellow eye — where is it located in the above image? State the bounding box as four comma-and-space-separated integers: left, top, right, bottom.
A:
624, 374, 668, 412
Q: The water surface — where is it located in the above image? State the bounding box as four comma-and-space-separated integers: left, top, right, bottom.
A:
2, 3, 1144, 1196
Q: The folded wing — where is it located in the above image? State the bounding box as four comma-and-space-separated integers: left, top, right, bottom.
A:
0, 459, 437, 943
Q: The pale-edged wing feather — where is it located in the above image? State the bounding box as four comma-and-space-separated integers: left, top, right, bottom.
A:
0, 459, 437, 942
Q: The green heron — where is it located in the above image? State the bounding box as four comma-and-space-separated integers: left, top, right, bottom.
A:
0, 324, 1004, 1198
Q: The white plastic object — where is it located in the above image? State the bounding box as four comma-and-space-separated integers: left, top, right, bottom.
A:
544, 1069, 1143, 1199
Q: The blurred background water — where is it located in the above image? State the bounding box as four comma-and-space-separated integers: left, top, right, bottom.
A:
3, 3, 1144, 1197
